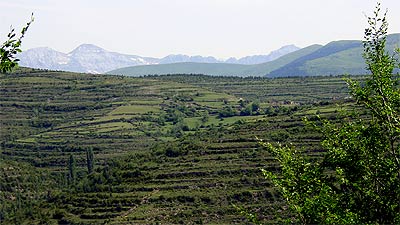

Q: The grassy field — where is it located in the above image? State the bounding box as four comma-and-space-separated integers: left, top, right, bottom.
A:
0, 68, 359, 224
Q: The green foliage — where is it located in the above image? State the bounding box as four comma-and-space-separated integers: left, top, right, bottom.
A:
260, 142, 360, 224
86, 147, 94, 174
68, 154, 76, 185
218, 105, 237, 118
200, 111, 209, 123
0, 160, 55, 224
0, 14, 33, 73
261, 3, 400, 224
251, 101, 260, 113
233, 204, 262, 225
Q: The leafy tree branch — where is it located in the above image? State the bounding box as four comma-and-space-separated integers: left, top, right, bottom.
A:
0, 13, 34, 73
260, 3, 400, 224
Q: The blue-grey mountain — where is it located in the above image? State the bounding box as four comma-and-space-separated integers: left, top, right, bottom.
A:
18, 44, 300, 74
225, 45, 300, 64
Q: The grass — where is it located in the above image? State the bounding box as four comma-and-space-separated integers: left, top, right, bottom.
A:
94, 122, 135, 133
110, 105, 160, 115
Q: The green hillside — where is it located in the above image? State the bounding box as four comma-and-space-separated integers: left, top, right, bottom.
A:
108, 34, 400, 77
268, 40, 363, 76
108, 62, 251, 77
0, 68, 359, 224
268, 33, 400, 77
245, 44, 323, 76
107, 45, 322, 77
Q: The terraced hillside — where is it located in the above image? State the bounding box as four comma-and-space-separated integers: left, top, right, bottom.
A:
1, 69, 240, 165
153, 74, 362, 104
0, 69, 356, 224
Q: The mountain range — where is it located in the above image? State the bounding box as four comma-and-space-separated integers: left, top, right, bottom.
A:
18, 33, 400, 77
109, 33, 400, 77
18, 44, 299, 74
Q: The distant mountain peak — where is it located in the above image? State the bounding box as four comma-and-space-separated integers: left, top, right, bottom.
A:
267, 44, 301, 59
159, 54, 220, 64
69, 44, 106, 54
227, 45, 301, 65
277, 44, 299, 50
24, 46, 59, 53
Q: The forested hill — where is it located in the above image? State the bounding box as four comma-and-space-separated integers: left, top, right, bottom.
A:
108, 33, 400, 77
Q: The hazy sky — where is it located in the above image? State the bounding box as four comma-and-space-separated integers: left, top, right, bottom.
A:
1, 0, 400, 59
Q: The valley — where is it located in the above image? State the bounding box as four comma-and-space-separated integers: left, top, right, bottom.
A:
0, 68, 358, 224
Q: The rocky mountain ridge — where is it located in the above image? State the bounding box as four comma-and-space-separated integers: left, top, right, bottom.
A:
17, 44, 299, 74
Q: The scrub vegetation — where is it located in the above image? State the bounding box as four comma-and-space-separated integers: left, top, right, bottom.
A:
0, 67, 355, 224
0, 2, 398, 225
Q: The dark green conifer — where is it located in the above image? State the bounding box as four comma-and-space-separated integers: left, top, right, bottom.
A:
68, 154, 76, 185
86, 147, 94, 174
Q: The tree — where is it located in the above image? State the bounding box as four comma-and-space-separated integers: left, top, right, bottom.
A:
200, 111, 209, 124
251, 101, 260, 113
218, 105, 236, 118
0, 14, 34, 73
86, 147, 94, 174
260, 3, 400, 224
68, 154, 77, 185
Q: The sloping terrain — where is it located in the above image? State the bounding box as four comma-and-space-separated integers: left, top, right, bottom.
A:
268, 33, 400, 76
108, 33, 400, 77
108, 44, 322, 77
0, 69, 357, 224
108, 62, 251, 77
267, 40, 364, 76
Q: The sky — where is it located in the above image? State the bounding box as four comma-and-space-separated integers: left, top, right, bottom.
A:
1, 0, 400, 59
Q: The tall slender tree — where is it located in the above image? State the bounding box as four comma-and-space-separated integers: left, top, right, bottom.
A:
68, 154, 76, 185
86, 147, 94, 174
